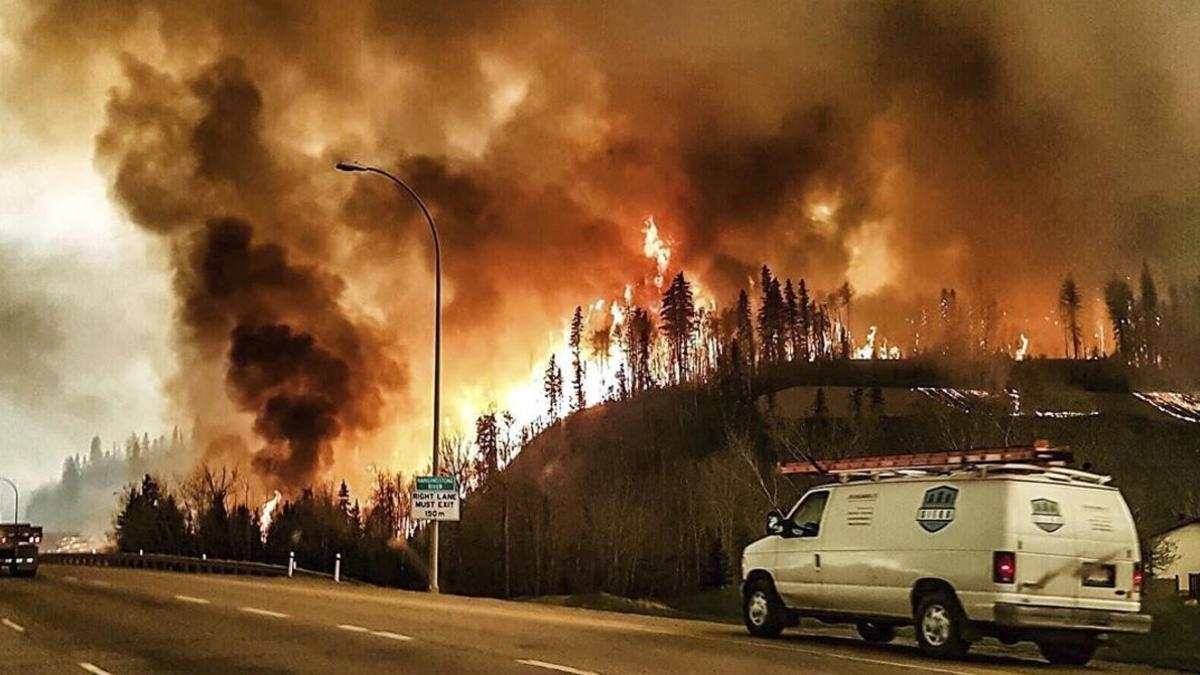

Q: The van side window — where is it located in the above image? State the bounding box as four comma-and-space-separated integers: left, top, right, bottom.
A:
789, 491, 830, 537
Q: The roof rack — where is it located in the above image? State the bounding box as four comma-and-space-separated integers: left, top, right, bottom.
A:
777, 440, 1109, 484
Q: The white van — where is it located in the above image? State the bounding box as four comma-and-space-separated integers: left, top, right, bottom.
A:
740, 446, 1151, 665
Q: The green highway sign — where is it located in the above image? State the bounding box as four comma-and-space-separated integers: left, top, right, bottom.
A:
412, 476, 460, 521
416, 476, 457, 491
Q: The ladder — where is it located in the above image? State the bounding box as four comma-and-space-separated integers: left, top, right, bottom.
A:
778, 440, 1074, 476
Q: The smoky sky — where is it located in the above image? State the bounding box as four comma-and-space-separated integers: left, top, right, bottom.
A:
4, 0, 1198, 489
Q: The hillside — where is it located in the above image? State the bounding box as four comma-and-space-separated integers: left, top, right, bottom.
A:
438, 360, 1200, 600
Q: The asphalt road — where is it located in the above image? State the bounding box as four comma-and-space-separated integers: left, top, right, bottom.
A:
0, 565, 1174, 675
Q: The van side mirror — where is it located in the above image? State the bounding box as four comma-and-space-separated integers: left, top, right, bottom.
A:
766, 509, 786, 536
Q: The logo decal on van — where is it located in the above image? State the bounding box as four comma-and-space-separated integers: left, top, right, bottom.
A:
916, 486, 958, 533
1031, 498, 1064, 533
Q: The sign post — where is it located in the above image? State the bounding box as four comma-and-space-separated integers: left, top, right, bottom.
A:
412, 477, 460, 522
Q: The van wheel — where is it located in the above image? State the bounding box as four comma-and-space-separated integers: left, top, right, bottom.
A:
1038, 639, 1098, 666
743, 578, 786, 638
914, 591, 971, 659
857, 621, 896, 643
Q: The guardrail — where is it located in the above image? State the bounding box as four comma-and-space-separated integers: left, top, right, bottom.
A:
41, 552, 335, 580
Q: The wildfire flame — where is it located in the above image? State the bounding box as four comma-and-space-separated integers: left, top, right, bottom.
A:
854, 326, 878, 359
1015, 333, 1030, 361
259, 490, 282, 541
642, 216, 672, 289
457, 216, 718, 434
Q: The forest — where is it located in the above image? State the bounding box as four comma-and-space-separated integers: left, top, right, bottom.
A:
29, 262, 1200, 596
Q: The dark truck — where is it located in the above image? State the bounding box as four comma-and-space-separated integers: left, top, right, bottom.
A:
1, 523, 43, 577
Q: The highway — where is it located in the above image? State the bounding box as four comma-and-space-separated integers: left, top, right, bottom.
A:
0, 565, 1173, 674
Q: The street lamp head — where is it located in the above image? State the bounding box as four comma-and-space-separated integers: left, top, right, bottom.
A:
335, 161, 368, 173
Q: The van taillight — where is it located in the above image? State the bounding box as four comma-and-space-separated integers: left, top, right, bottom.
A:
993, 551, 1016, 584
1133, 563, 1144, 593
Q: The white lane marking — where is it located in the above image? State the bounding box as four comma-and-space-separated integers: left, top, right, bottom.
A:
2, 618, 25, 633
337, 624, 370, 633
174, 595, 210, 605
64, 576, 80, 583
516, 659, 600, 675
371, 630, 413, 641
692, 635, 980, 675
238, 607, 289, 619
88, 580, 112, 588
79, 663, 114, 675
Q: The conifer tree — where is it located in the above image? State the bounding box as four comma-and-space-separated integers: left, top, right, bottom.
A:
783, 279, 799, 361
569, 306, 586, 411
1058, 275, 1083, 359
812, 388, 829, 417
337, 480, 351, 515
475, 411, 500, 483
1105, 277, 1136, 363
1140, 262, 1159, 365
734, 289, 755, 371
757, 266, 785, 365
625, 307, 654, 392
660, 272, 697, 383
849, 387, 865, 419
796, 279, 811, 361
869, 385, 886, 416
543, 355, 564, 421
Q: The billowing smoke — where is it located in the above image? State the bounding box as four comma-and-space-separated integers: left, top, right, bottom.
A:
193, 219, 396, 488
3, 0, 1197, 489
87, 58, 405, 490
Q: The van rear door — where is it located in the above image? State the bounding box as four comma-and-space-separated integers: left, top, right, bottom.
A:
1010, 482, 1083, 607
1068, 488, 1140, 609
1010, 481, 1140, 611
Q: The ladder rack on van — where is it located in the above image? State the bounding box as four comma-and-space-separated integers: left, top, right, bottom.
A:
777, 441, 1112, 485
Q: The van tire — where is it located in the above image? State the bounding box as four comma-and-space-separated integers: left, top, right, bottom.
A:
743, 578, 786, 638
914, 591, 971, 659
1037, 639, 1098, 666
857, 621, 896, 643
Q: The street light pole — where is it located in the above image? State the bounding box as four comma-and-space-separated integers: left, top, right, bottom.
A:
335, 161, 442, 593
0, 477, 18, 526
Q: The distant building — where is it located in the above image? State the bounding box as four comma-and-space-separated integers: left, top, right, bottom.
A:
1153, 517, 1200, 597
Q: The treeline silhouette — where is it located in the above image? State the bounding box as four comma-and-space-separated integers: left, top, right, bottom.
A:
112, 469, 428, 589
535, 264, 1200, 432
28, 430, 192, 535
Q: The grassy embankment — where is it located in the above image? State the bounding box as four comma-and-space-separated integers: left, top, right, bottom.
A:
1102, 592, 1200, 672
